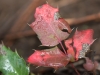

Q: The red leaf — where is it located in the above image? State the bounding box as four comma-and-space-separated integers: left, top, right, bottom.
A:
65, 38, 75, 62
27, 47, 69, 69
65, 29, 94, 61
30, 4, 71, 46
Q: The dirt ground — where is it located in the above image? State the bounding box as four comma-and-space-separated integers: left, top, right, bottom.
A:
0, 0, 100, 75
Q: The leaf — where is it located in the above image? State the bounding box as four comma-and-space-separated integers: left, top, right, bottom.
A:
27, 47, 69, 70
65, 38, 75, 62
65, 29, 94, 61
30, 4, 71, 46
0, 45, 29, 75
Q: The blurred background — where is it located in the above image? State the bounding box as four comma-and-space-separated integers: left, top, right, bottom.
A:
0, 0, 100, 75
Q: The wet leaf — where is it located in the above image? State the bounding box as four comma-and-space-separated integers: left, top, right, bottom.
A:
0, 45, 29, 75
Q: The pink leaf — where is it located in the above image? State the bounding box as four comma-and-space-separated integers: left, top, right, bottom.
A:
73, 29, 94, 60
27, 47, 69, 69
30, 4, 71, 46
65, 38, 75, 62
65, 29, 94, 61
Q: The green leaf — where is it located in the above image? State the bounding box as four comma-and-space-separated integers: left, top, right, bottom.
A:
0, 45, 29, 75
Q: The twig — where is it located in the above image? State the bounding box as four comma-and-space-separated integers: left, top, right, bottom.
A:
71, 63, 80, 75
66, 12, 100, 25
